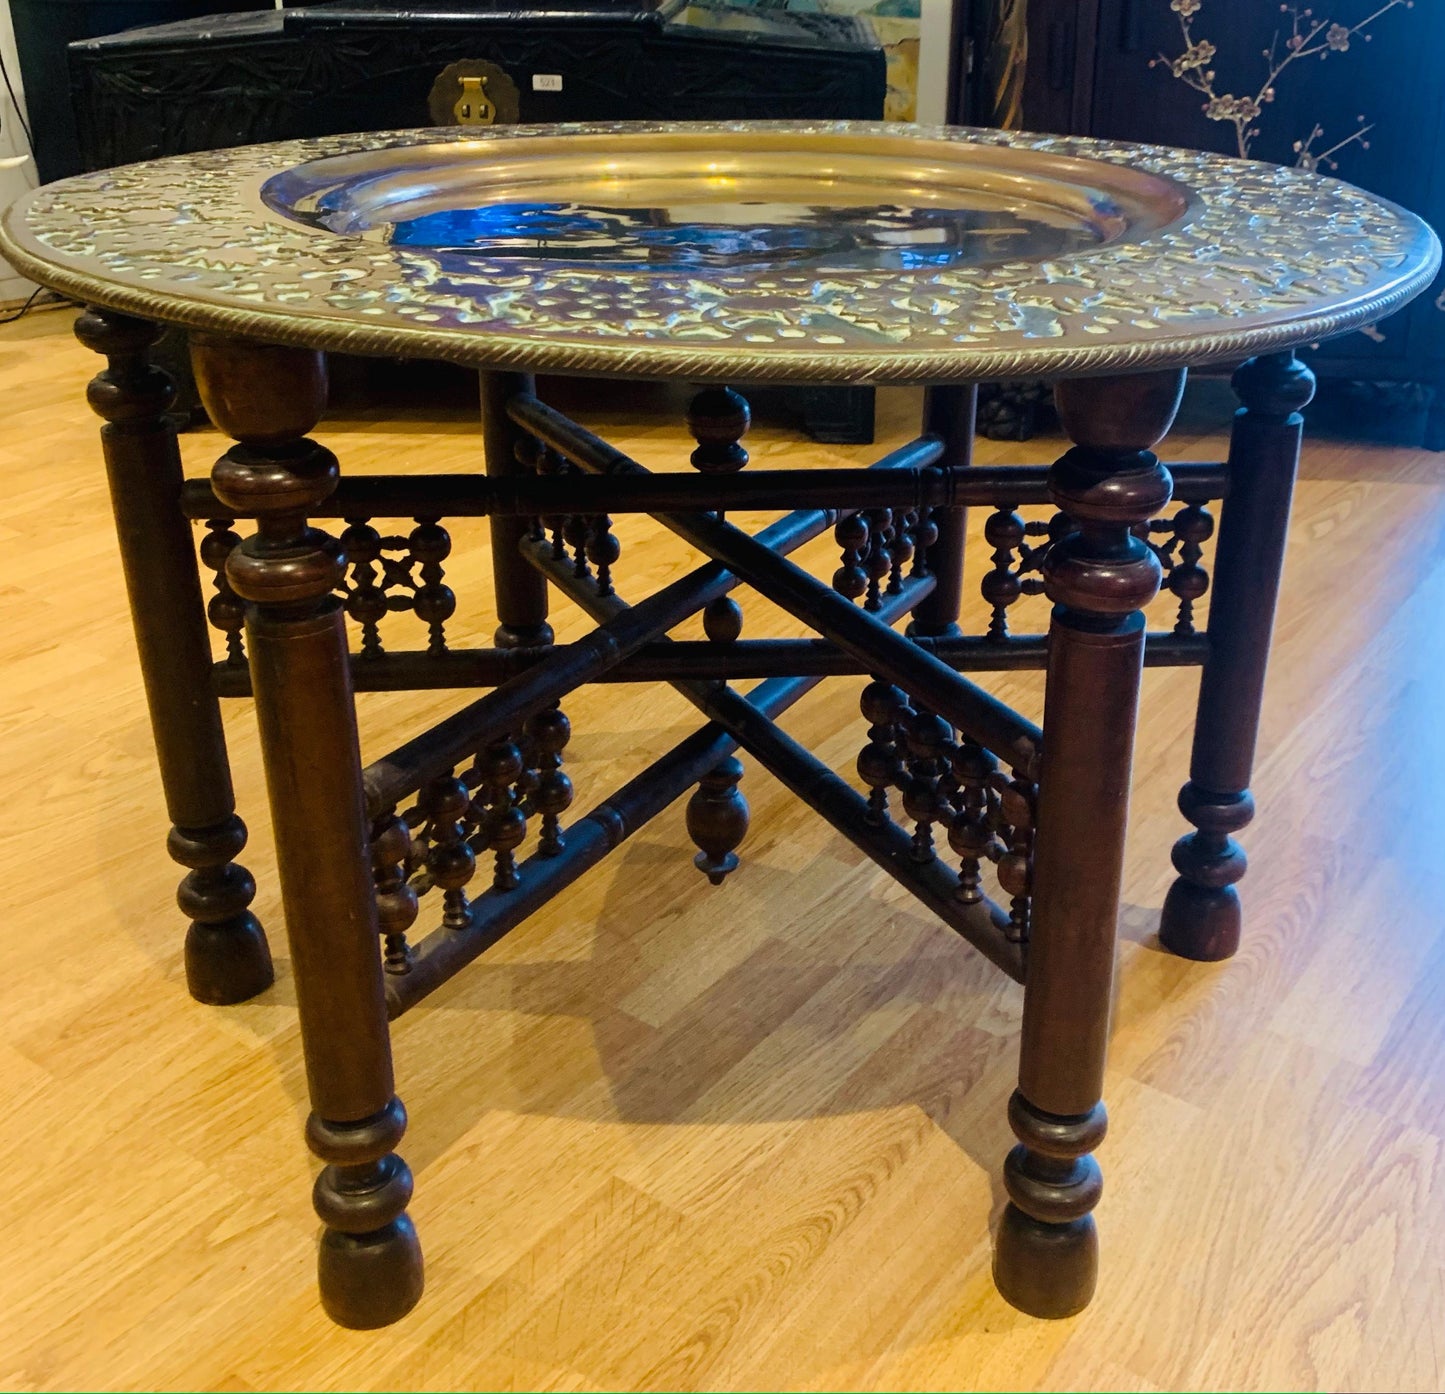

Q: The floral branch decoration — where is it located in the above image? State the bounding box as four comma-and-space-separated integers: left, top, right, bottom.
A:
1152, 1, 1414, 170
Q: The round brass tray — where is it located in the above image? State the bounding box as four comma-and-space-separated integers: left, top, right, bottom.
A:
1, 121, 1438, 384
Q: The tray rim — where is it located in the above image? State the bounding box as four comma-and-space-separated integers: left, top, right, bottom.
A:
2, 120, 1438, 386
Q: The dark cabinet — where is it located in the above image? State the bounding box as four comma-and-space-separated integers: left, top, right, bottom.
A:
9, 1, 276, 181
1020, 0, 1445, 441
61, 0, 888, 442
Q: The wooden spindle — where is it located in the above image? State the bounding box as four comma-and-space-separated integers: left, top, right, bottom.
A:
858, 679, 909, 826
526, 703, 573, 857
421, 773, 475, 930
947, 739, 997, 903
482, 369, 553, 649
372, 813, 419, 975
478, 738, 526, 891
408, 519, 454, 657
833, 513, 870, 601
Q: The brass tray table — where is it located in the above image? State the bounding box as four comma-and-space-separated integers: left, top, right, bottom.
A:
3, 120, 1436, 1329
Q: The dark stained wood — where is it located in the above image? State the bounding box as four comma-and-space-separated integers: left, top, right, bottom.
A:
947, 738, 997, 905
901, 707, 952, 863
690, 677, 1024, 981
512, 391, 1042, 775
910, 384, 979, 637
702, 595, 744, 644
686, 756, 749, 885
1053, 369, 1187, 452
525, 702, 573, 857
994, 369, 1179, 1319
76, 307, 272, 1006
371, 813, 419, 977
477, 738, 526, 891
858, 680, 910, 826
421, 774, 476, 933
85, 301, 1298, 1331
633, 496, 1042, 776
198, 333, 423, 1330
525, 539, 1027, 981
361, 496, 850, 816
1160, 352, 1316, 961
190, 331, 328, 446
179, 454, 1229, 520
833, 512, 870, 602
481, 369, 553, 649
687, 386, 751, 474
209, 630, 1213, 697
388, 669, 817, 1016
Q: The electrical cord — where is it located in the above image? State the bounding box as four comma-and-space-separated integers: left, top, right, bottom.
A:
0, 287, 66, 324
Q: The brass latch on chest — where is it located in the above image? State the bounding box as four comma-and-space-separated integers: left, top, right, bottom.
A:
454, 76, 496, 126
427, 60, 522, 128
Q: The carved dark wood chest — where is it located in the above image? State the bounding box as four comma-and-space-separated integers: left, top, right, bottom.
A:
69, 1, 887, 172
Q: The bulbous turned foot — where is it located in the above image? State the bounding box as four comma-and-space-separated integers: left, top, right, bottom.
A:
993, 1205, 1098, 1319
1159, 876, 1241, 961
993, 1092, 1106, 1319
170, 817, 274, 1005
1158, 783, 1253, 962
318, 1214, 425, 1330
309, 1100, 425, 1328
183, 911, 273, 1005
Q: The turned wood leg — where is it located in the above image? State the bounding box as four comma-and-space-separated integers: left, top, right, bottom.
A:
993, 370, 1181, 1318
908, 383, 978, 639
76, 308, 272, 1006
683, 387, 753, 883
194, 334, 423, 1329
1160, 353, 1315, 962
482, 369, 553, 649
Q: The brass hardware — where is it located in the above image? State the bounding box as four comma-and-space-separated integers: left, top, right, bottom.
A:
454, 76, 496, 127
427, 61, 521, 128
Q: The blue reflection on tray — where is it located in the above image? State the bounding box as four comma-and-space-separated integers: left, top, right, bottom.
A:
385, 200, 1103, 271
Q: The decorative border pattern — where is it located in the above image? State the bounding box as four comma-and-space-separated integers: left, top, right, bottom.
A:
2, 121, 1438, 383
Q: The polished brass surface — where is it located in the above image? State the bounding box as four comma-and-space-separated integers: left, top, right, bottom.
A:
260, 128, 1195, 266
1, 121, 1437, 384
454, 77, 496, 127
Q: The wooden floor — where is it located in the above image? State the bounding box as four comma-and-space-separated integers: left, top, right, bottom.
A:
2, 307, 1443, 1392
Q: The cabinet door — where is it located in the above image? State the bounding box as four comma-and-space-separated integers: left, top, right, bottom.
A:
1021, 0, 1100, 135
1090, 0, 1443, 374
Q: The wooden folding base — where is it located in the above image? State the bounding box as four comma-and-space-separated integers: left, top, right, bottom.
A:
78, 306, 1312, 1329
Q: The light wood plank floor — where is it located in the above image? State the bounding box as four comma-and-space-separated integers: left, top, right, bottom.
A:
2, 308, 1443, 1392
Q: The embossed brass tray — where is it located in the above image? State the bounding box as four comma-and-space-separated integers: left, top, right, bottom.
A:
1, 121, 1437, 383
258, 128, 1197, 272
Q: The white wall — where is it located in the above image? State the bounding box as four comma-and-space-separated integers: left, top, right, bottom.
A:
0, 0, 37, 302
915, 0, 953, 125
